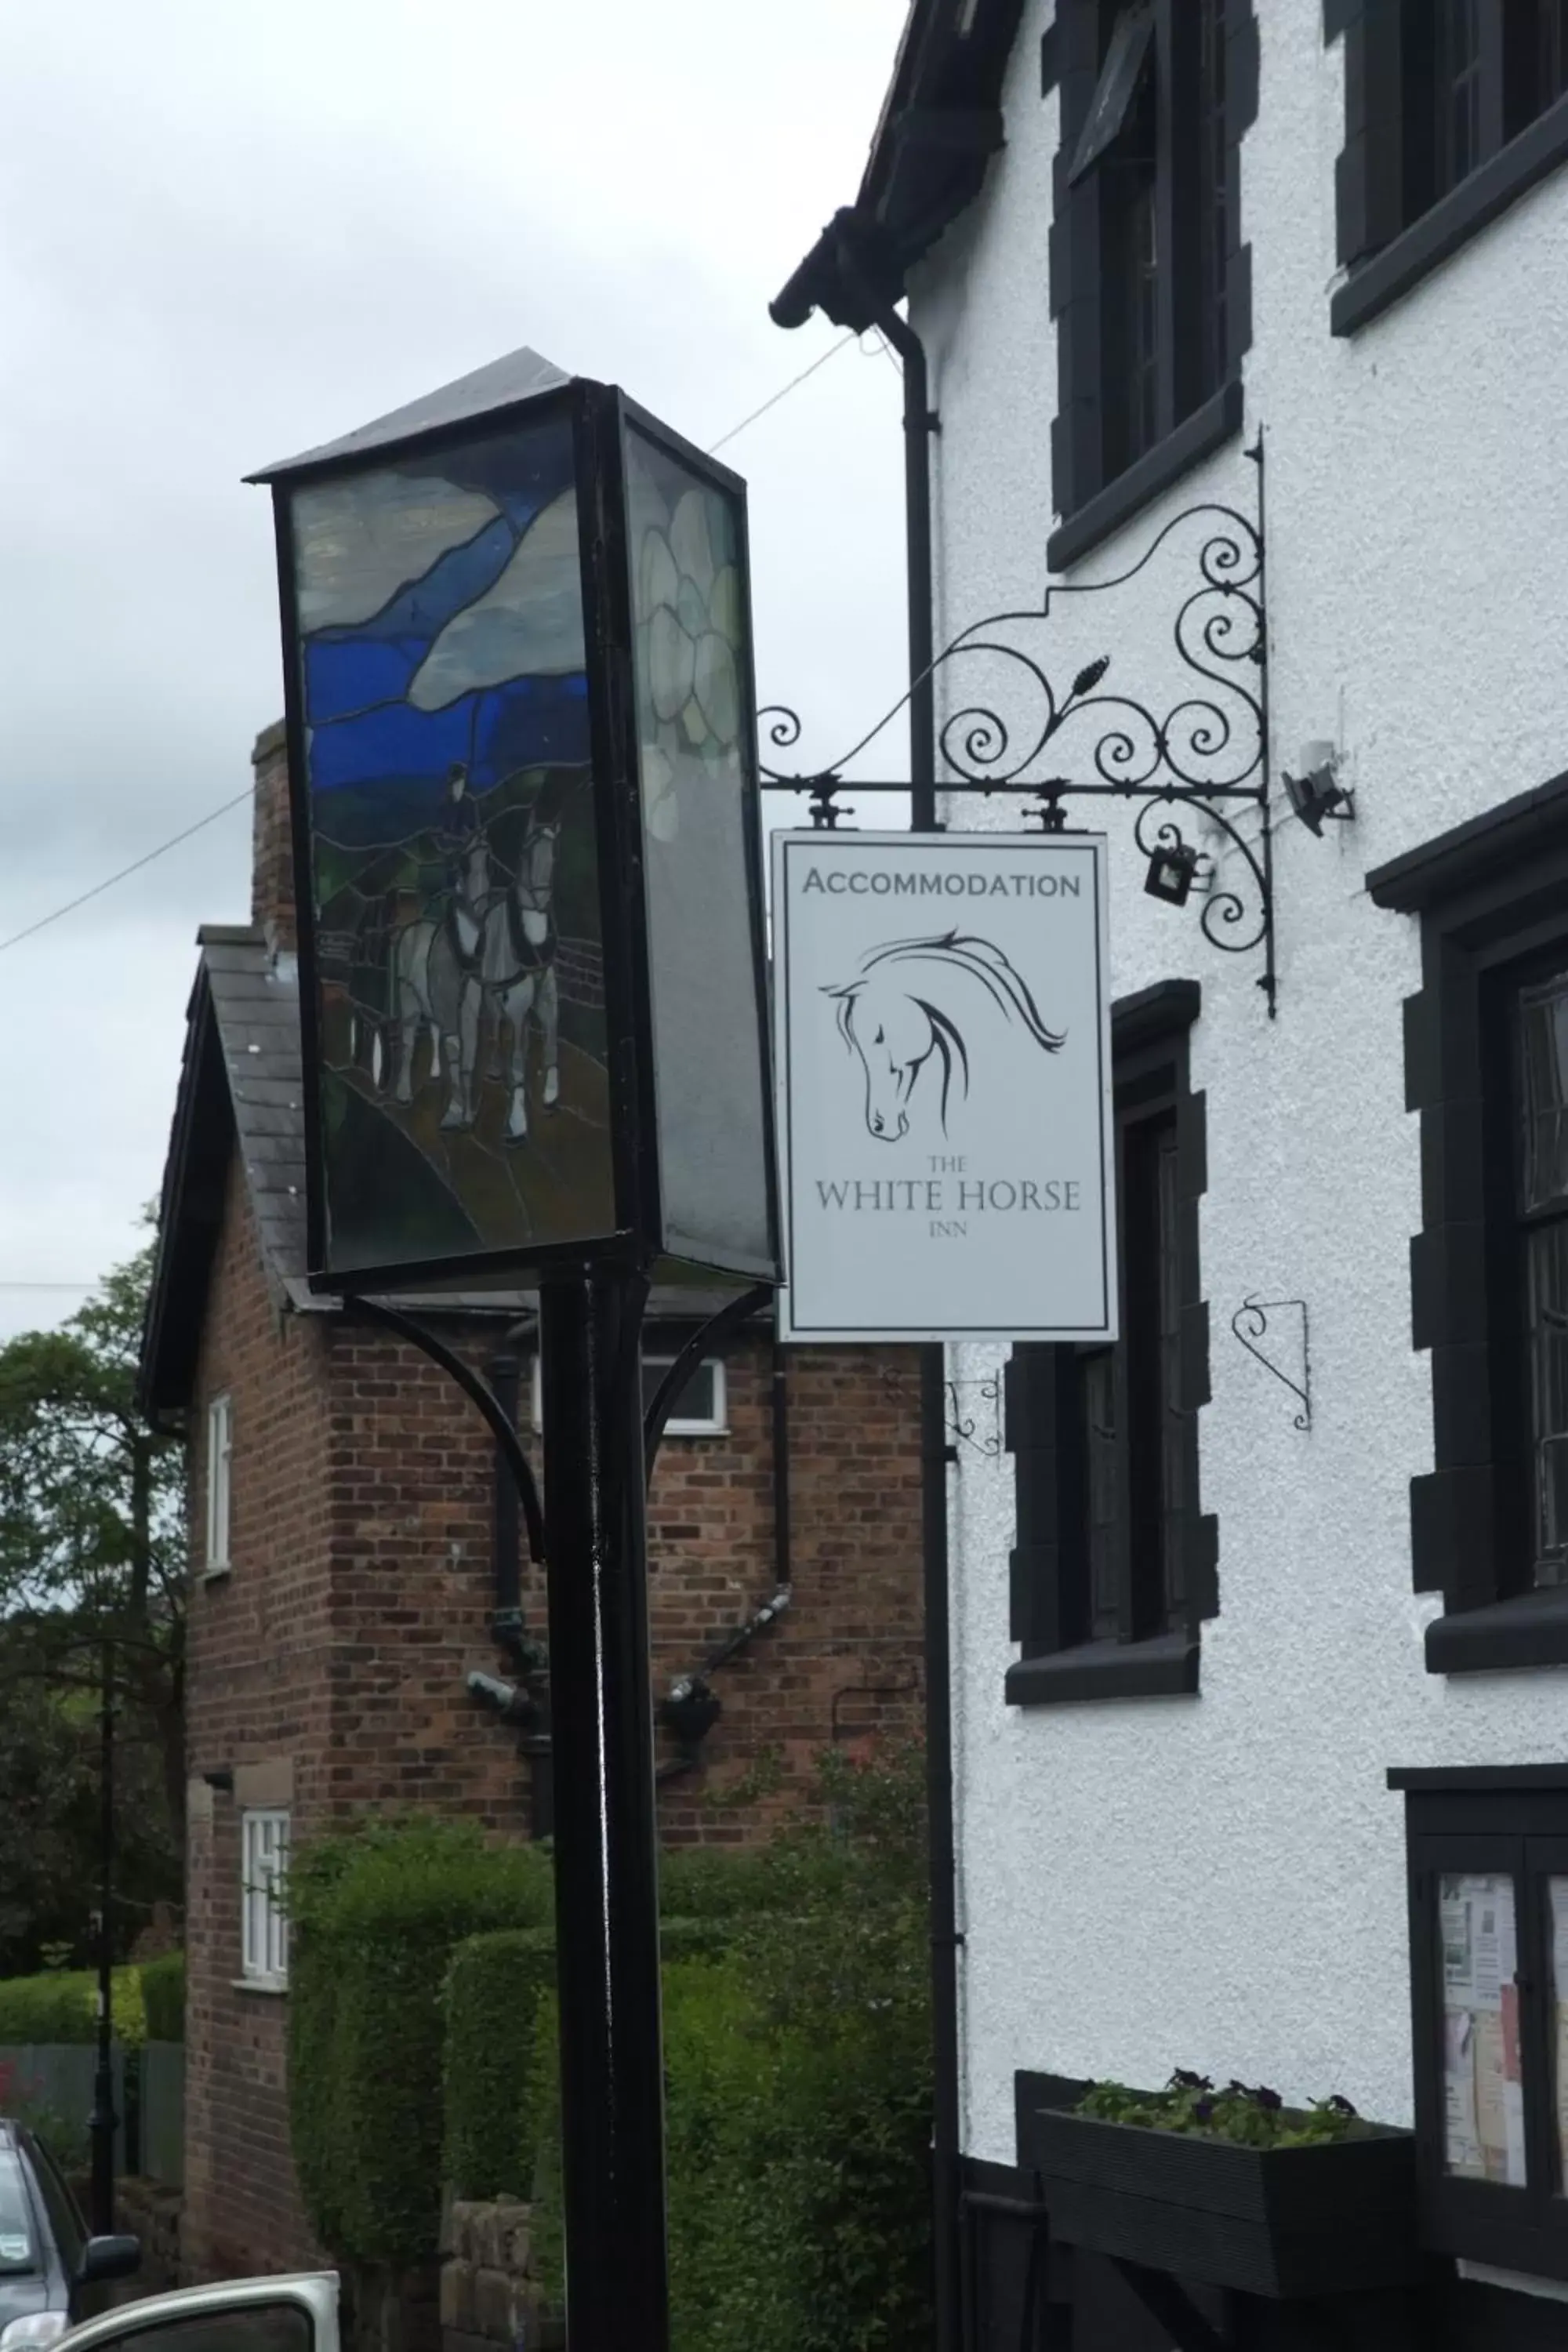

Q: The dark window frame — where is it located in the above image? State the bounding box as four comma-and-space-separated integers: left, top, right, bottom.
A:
1047, 0, 1258, 572
1369, 768, 1568, 1673
1328, 1, 1568, 336
1004, 979, 1215, 1706
1391, 1768, 1568, 2280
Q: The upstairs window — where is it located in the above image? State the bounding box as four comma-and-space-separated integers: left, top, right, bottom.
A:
1509, 964, 1568, 1588
1048, 0, 1256, 568
1330, 1, 1568, 332
205, 1392, 232, 1574
241, 1809, 289, 1987
1369, 770, 1568, 1670
532, 1349, 728, 1437
1004, 982, 1215, 1704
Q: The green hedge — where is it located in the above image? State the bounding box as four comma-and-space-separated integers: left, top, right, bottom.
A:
287, 1820, 553, 2268
443, 1915, 739, 2204
529, 1910, 933, 2352
139, 1951, 184, 2042
0, 1965, 148, 2048
527, 1748, 935, 2352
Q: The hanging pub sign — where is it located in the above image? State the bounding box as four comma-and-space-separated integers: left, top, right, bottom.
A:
249, 347, 779, 1295
771, 831, 1115, 1344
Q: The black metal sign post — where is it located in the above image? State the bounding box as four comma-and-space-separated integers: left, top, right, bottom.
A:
539, 1265, 669, 2347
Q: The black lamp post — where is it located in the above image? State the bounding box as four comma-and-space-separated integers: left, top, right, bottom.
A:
88, 1634, 114, 2235
250, 347, 779, 2352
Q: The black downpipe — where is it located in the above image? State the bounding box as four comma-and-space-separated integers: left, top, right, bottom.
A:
770, 1334, 793, 1593
833, 225, 963, 2352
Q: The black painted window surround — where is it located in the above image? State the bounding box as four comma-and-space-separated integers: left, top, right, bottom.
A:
1004, 979, 1215, 1705
1045, 0, 1258, 573
1327, 0, 1568, 335
1368, 768, 1568, 1673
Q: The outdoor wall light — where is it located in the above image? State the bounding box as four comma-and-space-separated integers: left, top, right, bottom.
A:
1144, 840, 1201, 906
1283, 742, 1356, 836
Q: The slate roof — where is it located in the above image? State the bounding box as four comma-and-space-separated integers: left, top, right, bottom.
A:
140, 925, 762, 1418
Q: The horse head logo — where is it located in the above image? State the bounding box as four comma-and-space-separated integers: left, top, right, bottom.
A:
823, 930, 1065, 1143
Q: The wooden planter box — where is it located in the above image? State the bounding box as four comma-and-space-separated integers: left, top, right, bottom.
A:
1024, 2085, 1420, 2302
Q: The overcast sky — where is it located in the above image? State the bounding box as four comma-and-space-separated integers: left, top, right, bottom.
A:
0, 0, 911, 1342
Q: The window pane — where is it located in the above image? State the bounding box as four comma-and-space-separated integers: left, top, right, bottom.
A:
1529, 1223, 1568, 1584
1084, 1348, 1121, 1639
1550, 1877, 1568, 2190
27, 2136, 85, 2277
1519, 973, 1568, 1212
1196, 0, 1229, 402
99, 2303, 313, 2352
1439, 1872, 1526, 2185
1157, 1126, 1189, 1616
0, 2150, 37, 2270
1437, 0, 1484, 193
640, 1359, 717, 1426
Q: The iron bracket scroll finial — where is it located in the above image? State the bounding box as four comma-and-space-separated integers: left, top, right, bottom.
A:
945, 1374, 1002, 1459
1230, 1296, 1311, 1432
756, 452, 1279, 1014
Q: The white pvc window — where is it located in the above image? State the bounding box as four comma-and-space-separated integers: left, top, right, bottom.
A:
205, 1393, 233, 1572
530, 1354, 728, 1436
241, 1809, 290, 1985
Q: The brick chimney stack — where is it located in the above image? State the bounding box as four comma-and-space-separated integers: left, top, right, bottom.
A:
251, 719, 297, 956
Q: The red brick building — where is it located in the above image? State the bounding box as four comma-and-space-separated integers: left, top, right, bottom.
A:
139, 724, 924, 2281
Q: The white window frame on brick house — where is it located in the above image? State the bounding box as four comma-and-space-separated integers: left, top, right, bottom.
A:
205, 1393, 233, 1575
240, 1809, 289, 1986
530, 1352, 728, 1437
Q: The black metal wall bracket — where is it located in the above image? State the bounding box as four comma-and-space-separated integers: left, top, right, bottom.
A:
1231, 1295, 1311, 1431
946, 1374, 1002, 1458
759, 441, 1278, 1013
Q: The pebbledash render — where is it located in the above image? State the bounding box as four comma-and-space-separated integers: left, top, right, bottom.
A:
139, 723, 924, 2282
777, 1, 1568, 2346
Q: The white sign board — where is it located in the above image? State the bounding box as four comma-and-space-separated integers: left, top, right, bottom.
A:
772, 831, 1116, 1344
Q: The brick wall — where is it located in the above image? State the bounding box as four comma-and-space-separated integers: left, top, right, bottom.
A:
183, 1158, 330, 2281
182, 1178, 924, 2281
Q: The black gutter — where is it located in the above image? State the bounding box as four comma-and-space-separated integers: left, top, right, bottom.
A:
789, 217, 963, 2352
770, 1334, 792, 1598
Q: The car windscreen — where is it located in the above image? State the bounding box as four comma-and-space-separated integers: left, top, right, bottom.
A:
0, 2151, 36, 2272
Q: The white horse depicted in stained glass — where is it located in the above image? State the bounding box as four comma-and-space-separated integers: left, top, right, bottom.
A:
390, 808, 561, 1144
823, 930, 1065, 1143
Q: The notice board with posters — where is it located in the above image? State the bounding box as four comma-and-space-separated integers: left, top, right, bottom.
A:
771, 831, 1116, 1345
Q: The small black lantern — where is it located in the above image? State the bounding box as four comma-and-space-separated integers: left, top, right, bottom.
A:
249, 345, 779, 1298
1144, 838, 1201, 906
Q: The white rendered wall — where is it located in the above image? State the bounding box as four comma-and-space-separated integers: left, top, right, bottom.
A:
909, 2, 1568, 2167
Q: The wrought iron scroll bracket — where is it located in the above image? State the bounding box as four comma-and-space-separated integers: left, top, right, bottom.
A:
644, 1283, 773, 1484
1230, 1296, 1311, 1432
757, 437, 1277, 1011
945, 1374, 1002, 1459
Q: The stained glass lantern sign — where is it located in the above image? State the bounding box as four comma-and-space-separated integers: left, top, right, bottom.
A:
251, 348, 779, 1294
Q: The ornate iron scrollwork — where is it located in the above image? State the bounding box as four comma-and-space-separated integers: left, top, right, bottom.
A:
758, 442, 1277, 1010
1230, 1296, 1311, 1432
945, 1374, 1003, 1459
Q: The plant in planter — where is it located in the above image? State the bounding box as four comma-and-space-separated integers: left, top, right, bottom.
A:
1020, 2067, 1419, 2305
1078, 2071, 1361, 2150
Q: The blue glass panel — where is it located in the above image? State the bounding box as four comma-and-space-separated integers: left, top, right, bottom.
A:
289, 408, 612, 1277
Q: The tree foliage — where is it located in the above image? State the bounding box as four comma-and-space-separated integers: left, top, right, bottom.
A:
0, 1234, 185, 1971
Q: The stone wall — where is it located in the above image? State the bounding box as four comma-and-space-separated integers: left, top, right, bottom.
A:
441, 2199, 560, 2352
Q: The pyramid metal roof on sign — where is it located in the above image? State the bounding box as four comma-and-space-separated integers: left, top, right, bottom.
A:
247, 343, 574, 482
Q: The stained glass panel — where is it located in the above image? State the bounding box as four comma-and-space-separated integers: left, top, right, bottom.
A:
625, 426, 772, 1273
287, 411, 615, 1275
